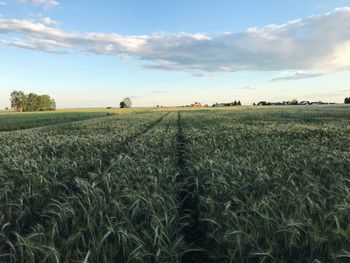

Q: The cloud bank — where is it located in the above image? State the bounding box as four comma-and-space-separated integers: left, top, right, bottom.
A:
0, 8, 350, 76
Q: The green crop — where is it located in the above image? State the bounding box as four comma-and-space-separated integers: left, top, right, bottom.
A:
181, 109, 350, 262
1, 108, 350, 262
0, 112, 116, 132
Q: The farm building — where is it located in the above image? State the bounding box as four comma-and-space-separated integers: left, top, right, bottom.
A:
193, 102, 202, 107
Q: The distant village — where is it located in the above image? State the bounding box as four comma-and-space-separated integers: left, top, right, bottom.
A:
253, 100, 337, 106
182, 99, 338, 108
183, 101, 242, 108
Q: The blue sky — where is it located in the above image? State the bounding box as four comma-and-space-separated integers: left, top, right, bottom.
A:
1, 0, 350, 108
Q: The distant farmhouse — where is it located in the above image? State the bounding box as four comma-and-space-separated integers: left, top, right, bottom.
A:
184, 102, 203, 107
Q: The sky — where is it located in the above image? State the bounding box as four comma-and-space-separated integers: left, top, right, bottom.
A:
1, 0, 350, 108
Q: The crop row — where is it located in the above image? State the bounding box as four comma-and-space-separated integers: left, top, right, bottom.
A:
1, 108, 350, 263
181, 110, 350, 262
0, 112, 189, 262
0, 112, 114, 132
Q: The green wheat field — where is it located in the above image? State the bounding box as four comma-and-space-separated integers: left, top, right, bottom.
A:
1, 107, 350, 262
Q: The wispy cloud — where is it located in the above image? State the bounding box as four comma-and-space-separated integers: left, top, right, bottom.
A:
0, 8, 350, 77
269, 71, 326, 82
233, 86, 255, 90
19, 0, 59, 10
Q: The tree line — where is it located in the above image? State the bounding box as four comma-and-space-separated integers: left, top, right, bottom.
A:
212, 100, 242, 107
10, 91, 56, 112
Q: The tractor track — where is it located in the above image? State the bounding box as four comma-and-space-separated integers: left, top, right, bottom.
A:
100, 111, 171, 168
176, 111, 210, 263
15, 112, 171, 236
69, 111, 170, 176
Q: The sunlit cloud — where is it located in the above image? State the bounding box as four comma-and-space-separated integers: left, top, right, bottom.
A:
0, 8, 350, 77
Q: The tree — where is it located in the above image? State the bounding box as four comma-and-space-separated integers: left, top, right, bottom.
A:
237, 100, 242, 106
10, 91, 27, 112
38, 95, 55, 111
288, 99, 299, 105
120, 101, 127, 108
50, 98, 56, 110
345, 97, 350, 104
26, 93, 40, 112
258, 101, 270, 106
120, 97, 132, 108
9, 91, 56, 112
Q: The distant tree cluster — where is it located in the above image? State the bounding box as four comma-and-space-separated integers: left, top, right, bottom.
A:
254, 99, 337, 106
287, 99, 299, 105
212, 100, 242, 107
120, 97, 132, 108
345, 97, 350, 104
255, 101, 272, 106
10, 91, 56, 112
255, 99, 299, 106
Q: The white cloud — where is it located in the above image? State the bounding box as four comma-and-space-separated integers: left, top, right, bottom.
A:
40, 17, 56, 25
19, 0, 59, 9
0, 8, 350, 77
